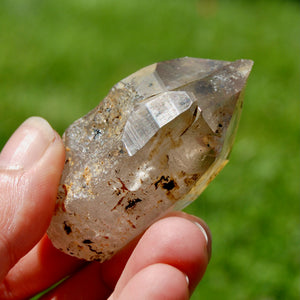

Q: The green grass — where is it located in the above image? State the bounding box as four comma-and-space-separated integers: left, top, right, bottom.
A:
1, 0, 299, 299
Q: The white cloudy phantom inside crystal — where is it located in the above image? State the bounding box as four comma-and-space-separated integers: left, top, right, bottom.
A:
47, 57, 253, 261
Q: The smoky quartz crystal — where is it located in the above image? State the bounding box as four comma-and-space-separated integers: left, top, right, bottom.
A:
47, 57, 253, 261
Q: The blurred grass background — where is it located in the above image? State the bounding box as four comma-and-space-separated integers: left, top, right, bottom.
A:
0, 0, 299, 299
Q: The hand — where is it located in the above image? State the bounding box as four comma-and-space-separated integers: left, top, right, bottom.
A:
0, 117, 211, 300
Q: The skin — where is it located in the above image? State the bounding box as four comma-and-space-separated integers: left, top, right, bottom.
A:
0, 117, 212, 300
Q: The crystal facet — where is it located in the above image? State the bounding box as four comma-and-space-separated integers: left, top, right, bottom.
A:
47, 57, 253, 261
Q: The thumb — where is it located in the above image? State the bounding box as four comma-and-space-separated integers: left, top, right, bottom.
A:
0, 117, 65, 281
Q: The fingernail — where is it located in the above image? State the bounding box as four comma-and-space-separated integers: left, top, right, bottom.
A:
193, 221, 212, 261
0, 117, 56, 171
185, 275, 190, 286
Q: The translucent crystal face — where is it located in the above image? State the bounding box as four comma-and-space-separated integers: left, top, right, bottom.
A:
122, 91, 194, 156
47, 57, 253, 261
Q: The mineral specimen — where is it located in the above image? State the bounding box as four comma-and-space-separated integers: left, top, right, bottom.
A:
47, 57, 253, 261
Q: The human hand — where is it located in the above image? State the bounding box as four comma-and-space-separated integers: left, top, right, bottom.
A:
0, 117, 211, 300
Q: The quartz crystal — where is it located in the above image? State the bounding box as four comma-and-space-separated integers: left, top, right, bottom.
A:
47, 57, 253, 261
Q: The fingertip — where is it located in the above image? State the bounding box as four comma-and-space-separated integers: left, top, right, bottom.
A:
113, 214, 211, 296
113, 264, 189, 300
164, 211, 212, 261
0, 117, 58, 171
0, 117, 65, 280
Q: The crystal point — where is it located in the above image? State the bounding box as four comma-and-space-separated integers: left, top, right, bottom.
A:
48, 57, 253, 261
